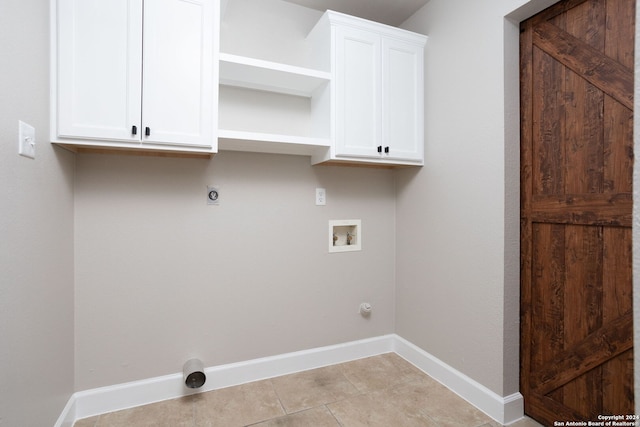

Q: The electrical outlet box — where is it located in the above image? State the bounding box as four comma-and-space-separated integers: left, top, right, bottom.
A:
329, 219, 361, 253
207, 186, 220, 205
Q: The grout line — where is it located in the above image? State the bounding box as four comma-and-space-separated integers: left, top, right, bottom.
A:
268, 378, 288, 416
324, 403, 344, 427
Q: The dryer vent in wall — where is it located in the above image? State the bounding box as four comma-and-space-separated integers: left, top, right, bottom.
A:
183, 358, 206, 389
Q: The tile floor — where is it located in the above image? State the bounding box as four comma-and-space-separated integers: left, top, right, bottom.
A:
73, 353, 543, 427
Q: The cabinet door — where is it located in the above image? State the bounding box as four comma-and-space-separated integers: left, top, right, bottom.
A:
141, 0, 216, 148
382, 38, 424, 162
334, 26, 381, 158
57, 0, 142, 141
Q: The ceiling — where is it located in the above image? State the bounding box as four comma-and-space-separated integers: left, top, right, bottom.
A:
281, 0, 430, 27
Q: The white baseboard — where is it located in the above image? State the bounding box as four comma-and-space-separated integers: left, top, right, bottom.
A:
392, 335, 524, 425
61, 334, 523, 425
71, 334, 395, 421
53, 394, 76, 427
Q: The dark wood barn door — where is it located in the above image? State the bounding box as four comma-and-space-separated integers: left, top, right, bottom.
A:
520, 0, 634, 424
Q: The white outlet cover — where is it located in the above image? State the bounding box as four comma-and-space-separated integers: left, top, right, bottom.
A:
316, 188, 326, 206
18, 120, 35, 159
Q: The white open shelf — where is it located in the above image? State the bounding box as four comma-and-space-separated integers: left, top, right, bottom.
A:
219, 53, 331, 98
218, 129, 330, 156
217, 52, 332, 157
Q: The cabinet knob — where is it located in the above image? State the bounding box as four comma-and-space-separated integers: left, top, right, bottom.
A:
384, 146, 389, 154
377, 146, 382, 153
131, 125, 137, 135
145, 127, 151, 136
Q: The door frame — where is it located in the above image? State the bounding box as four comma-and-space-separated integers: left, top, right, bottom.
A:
501, 0, 563, 404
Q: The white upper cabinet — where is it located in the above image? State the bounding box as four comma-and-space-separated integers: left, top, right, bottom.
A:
334, 25, 381, 159
52, 0, 218, 156
141, 0, 216, 147
309, 11, 427, 166
382, 38, 424, 163
52, 1, 424, 165
56, 0, 142, 142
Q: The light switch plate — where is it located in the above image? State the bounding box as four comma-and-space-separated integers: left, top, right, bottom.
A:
18, 120, 35, 159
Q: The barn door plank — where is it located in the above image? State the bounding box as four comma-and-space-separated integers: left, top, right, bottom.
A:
533, 22, 634, 110
532, 311, 633, 395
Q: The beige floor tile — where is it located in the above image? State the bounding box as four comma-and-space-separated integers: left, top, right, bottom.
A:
95, 396, 195, 427
506, 417, 545, 427
478, 416, 545, 427
73, 416, 99, 427
339, 353, 426, 393
393, 377, 493, 427
328, 387, 438, 427
252, 406, 341, 427
478, 421, 503, 427
194, 379, 285, 427
271, 364, 360, 413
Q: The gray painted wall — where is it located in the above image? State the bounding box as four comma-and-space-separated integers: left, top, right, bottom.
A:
0, 0, 76, 425
74, 151, 396, 390
397, 0, 564, 397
